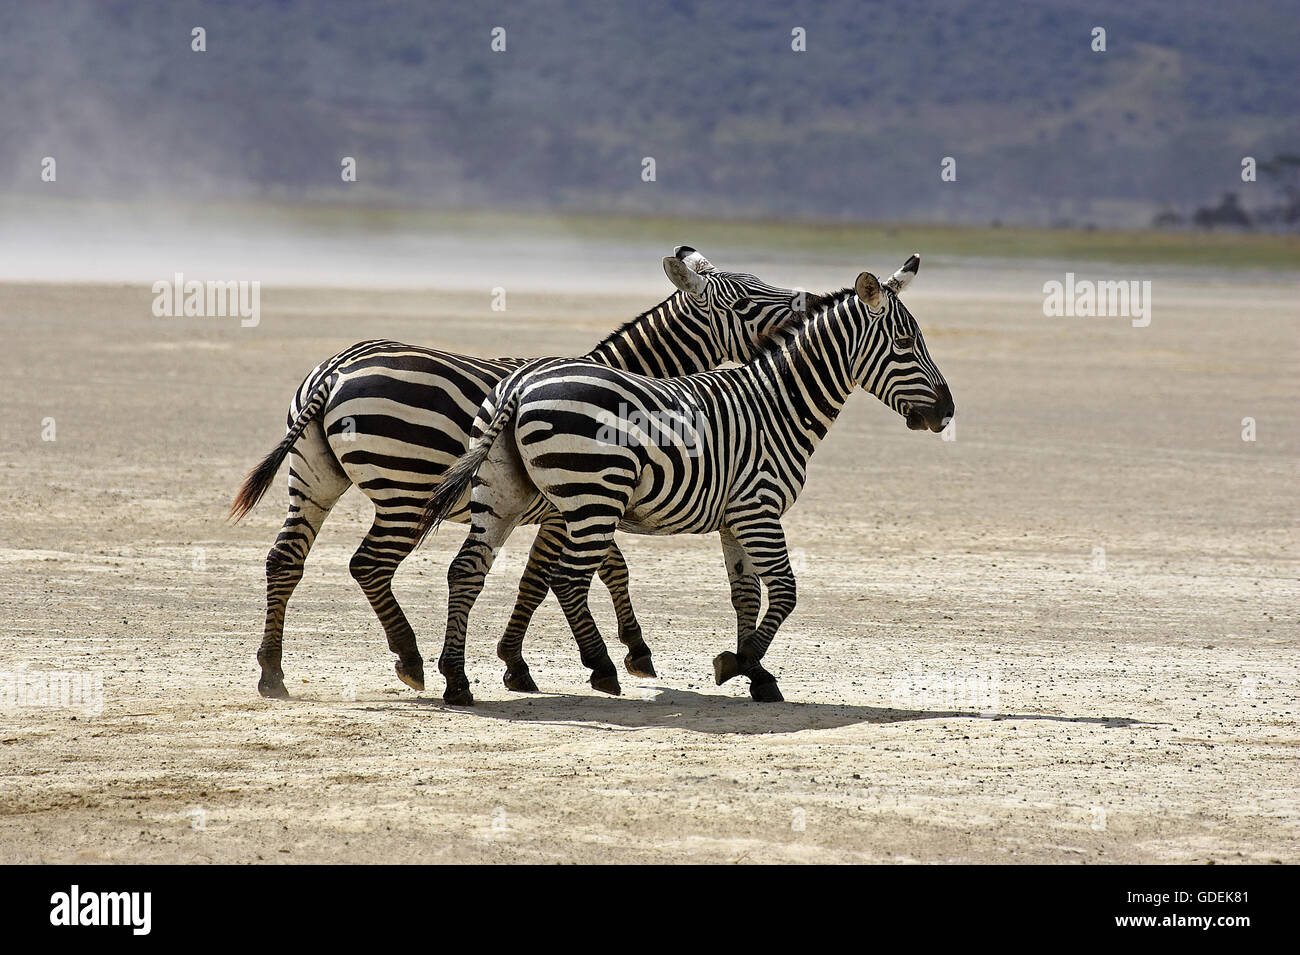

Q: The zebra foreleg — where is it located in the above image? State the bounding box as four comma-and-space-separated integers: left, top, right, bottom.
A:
713, 520, 795, 702
719, 527, 761, 653
349, 521, 424, 692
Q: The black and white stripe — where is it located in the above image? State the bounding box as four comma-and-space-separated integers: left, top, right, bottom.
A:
229, 248, 831, 698
417, 255, 954, 704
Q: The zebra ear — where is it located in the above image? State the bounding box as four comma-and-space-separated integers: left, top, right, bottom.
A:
664, 256, 708, 296
854, 271, 883, 309
884, 253, 921, 295
673, 245, 715, 273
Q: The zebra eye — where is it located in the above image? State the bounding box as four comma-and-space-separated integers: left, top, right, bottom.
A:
895, 336, 915, 350
733, 296, 753, 311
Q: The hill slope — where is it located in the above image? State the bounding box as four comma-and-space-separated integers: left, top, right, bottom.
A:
1, 0, 1296, 226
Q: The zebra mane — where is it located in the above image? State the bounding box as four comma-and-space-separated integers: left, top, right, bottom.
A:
586, 293, 682, 355
585, 285, 856, 364
751, 287, 855, 354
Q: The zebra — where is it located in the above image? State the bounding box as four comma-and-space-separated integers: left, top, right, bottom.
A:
415, 255, 953, 705
228, 247, 840, 699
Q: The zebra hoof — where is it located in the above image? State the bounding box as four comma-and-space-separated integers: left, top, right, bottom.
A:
395, 660, 425, 692
624, 652, 657, 678
443, 683, 475, 706
257, 676, 289, 699
590, 672, 622, 696
750, 681, 784, 703
712, 651, 743, 685
503, 666, 539, 693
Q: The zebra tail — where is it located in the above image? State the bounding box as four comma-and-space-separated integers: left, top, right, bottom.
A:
228, 379, 332, 523
414, 386, 521, 546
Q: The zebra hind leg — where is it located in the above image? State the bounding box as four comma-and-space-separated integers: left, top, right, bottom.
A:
497, 521, 652, 688
596, 543, 656, 678
259, 543, 305, 699
495, 517, 566, 693
349, 517, 424, 691
548, 522, 623, 697
256, 434, 350, 698
440, 522, 522, 705
439, 431, 535, 705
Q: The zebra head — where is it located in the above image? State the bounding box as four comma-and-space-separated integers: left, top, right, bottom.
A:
850, 254, 954, 433
662, 245, 827, 364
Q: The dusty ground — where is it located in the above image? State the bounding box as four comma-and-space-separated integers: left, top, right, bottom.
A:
0, 264, 1296, 863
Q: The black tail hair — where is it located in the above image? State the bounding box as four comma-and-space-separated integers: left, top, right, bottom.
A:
228, 377, 333, 523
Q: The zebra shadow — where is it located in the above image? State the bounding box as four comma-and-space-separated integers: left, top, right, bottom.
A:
397, 686, 1145, 736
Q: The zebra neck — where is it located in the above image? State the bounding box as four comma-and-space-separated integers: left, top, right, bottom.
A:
582, 293, 715, 376
744, 309, 860, 462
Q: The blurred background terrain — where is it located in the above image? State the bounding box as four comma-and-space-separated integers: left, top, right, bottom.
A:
2, 0, 1297, 229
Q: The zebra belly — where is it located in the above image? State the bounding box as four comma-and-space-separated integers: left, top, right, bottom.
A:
615, 511, 721, 535
618, 458, 731, 535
